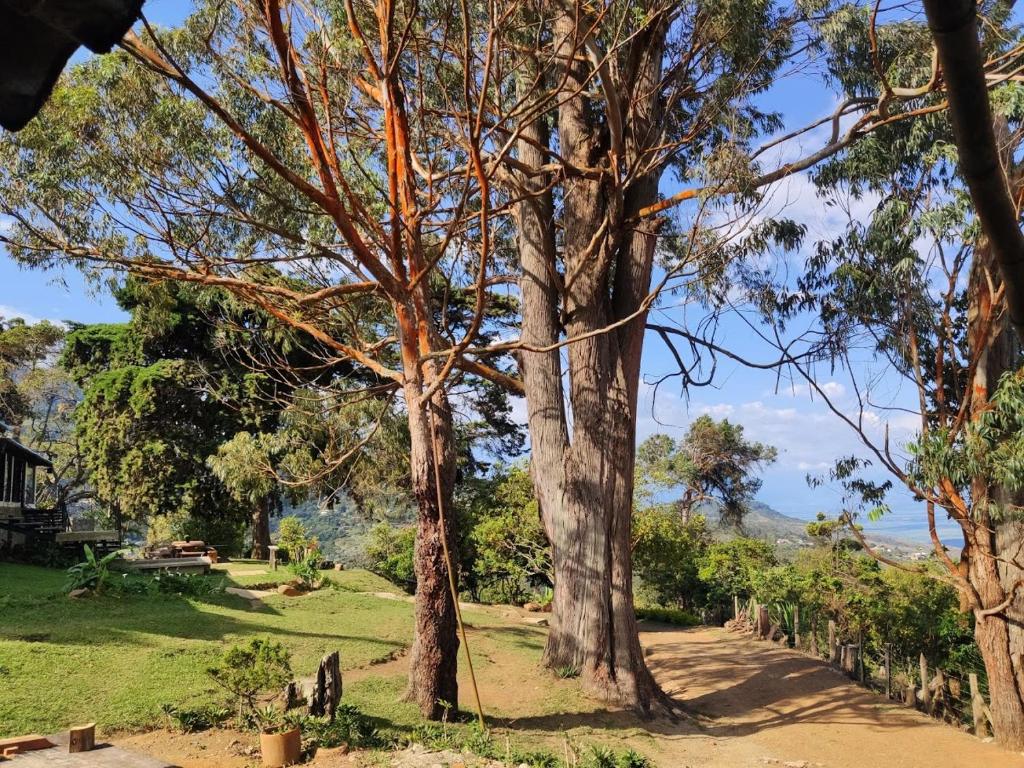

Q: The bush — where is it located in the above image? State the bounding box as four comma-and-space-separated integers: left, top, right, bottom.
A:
288, 549, 325, 591
292, 705, 382, 749
160, 703, 231, 733
635, 606, 700, 627
366, 522, 416, 591
208, 638, 292, 724
64, 545, 124, 594
276, 516, 310, 562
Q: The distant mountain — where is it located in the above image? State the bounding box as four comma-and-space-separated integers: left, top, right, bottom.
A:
699, 499, 937, 561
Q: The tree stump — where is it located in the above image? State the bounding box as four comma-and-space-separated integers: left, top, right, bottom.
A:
308, 651, 342, 720
69, 724, 95, 753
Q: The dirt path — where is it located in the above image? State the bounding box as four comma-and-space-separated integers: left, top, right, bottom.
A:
640, 626, 1024, 768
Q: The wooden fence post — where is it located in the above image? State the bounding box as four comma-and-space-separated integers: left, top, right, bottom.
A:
969, 673, 990, 738
906, 684, 917, 708
884, 644, 892, 699
793, 604, 801, 649
919, 654, 931, 709
734, 595, 740, 622
858, 631, 865, 683
828, 620, 837, 664
810, 614, 819, 657
758, 605, 771, 640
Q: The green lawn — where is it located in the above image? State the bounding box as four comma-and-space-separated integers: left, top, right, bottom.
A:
0, 563, 421, 736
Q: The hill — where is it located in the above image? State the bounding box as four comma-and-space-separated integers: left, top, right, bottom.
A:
700, 499, 935, 561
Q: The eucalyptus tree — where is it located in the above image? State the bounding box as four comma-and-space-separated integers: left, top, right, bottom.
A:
485, 0, 978, 713
0, 0, 536, 718
746, 4, 1024, 744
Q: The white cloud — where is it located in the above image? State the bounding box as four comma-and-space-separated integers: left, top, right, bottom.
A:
0, 304, 42, 324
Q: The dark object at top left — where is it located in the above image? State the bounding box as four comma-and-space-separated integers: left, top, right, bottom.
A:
0, 0, 145, 131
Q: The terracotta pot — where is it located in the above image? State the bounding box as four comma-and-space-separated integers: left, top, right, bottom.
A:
260, 726, 301, 767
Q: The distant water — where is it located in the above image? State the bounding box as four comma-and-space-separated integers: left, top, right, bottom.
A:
786, 507, 963, 548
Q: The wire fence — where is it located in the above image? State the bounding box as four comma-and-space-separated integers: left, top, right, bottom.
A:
730, 597, 992, 738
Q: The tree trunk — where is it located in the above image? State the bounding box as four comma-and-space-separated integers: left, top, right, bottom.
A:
251, 495, 271, 560
400, 317, 460, 719
966, 234, 1024, 748
512, 13, 670, 713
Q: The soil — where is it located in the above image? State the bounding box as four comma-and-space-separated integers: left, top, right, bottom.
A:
111, 624, 1024, 768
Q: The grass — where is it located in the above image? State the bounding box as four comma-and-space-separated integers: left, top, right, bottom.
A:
0, 562, 414, 736
0, 562, 659, 768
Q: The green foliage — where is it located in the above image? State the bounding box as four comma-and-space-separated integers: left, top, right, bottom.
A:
288, 548, 325, 591
632, 508, 710, 611
697, 537, 778, 607
636, 418, 776, 526
276, 515, 310, 562
366, 523, 416, 591
291, 705, 382, 749
634, 607, 700, 627
160, 703, 231, 733
63, 545, 124, 594
462, 463, 552, 604
207, 639, 292, 723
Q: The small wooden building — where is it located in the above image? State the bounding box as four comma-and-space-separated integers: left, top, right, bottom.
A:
0, 436, 68, 549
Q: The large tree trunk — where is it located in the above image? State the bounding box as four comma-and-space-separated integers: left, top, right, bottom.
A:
398, 298, 460, 719
251, 495, 271, 560
967, 237, 1024, 748
512, 14, 668, 713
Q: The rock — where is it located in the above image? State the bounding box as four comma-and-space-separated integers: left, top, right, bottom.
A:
542, 602, 552, 613
334, 563, 345, 571
68, 588, 91, 599
522, 617, 549, 627
523, 602, 543, 612
278, 584, 302, 597
783, 762, 809, 768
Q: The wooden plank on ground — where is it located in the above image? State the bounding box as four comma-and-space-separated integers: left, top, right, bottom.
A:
0, 735, 54, 752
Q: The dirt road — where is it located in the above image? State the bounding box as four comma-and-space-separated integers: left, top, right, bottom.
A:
641, 626, 1024, 768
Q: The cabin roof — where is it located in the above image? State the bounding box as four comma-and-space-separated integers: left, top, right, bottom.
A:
0, 0, 144, 131
0, 437, 53, 469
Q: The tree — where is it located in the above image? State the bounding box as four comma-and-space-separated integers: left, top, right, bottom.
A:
502, 0, 975, 713
0, 1, 536, 718
0, 317, 93, 517
636, 418, 777, 526
750, 8, 1024, 741
632, 508, 709, 613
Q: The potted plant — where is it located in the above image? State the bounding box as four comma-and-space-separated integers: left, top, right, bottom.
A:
257, 706, 301, 768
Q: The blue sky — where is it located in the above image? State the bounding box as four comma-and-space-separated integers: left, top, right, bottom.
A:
0, 4, 960, 545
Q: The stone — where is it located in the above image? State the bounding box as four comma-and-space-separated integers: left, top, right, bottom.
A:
68, 588, 91, 599
278, 584, 302, 597
523, 602, 543, 612
334, 563, 345, 571
522, 617, 549, 627
783, 761, 809, 768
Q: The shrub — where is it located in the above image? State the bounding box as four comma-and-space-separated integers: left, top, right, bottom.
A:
366, 522, 416, 591
288, 549, 324, 591
152, 571, 226, 596
161, 703, 231, 733
208, 638, 292, 724
276, 516, 309, 562
292, 705, 381, 749
64, 545, 124, 594
635, 606, 700, 627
